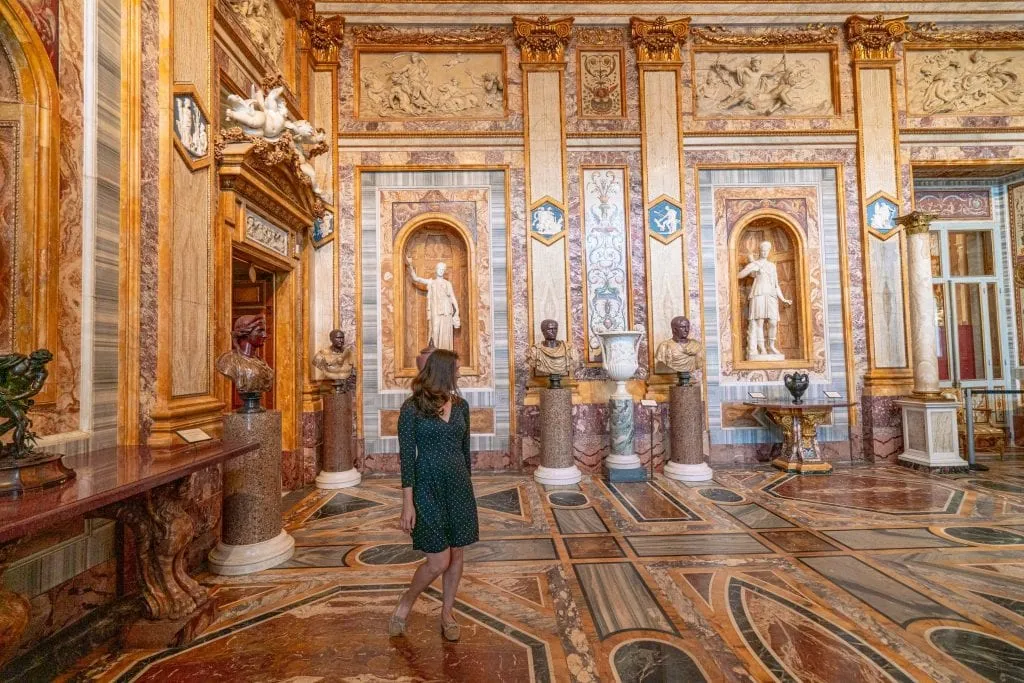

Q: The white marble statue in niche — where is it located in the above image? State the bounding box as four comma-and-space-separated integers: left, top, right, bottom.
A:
737, 240, 792, 361
406, 257, 461, 351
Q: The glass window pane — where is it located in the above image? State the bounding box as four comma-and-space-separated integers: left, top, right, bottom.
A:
929, 232, 941, 278
987, 285, 1003, 380
948, 231, 994, 277
954, 283, 985, 381
934, 284, 949, 381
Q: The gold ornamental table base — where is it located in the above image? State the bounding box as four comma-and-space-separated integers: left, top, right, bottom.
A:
747, 402, 850, 475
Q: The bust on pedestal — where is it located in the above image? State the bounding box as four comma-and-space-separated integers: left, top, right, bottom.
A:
209, 314, 295, 575
527, 320, 581, 485
312, 329, 361, 489
655, 316, 712, 482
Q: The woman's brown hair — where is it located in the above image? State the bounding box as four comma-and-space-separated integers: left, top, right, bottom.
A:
410, 349, 461, 417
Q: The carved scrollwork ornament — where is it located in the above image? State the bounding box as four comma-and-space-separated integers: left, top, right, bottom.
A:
906, 23, 1024, 44
896, 210, 938, 236
845, 15, 909, 61
1014, 256, 1024, 288
576, 27, 624, 46
512, 15, 575, 64
630, 16, 691, 64
691, 23, 839, 46
352, 24, 509, 46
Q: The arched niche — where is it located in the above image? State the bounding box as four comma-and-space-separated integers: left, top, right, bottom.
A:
394, 214, 478, 377
729, 211, 812, 368
0, 0, 60, 404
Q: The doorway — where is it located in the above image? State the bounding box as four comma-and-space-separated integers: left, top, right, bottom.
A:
231, 257, 276, 410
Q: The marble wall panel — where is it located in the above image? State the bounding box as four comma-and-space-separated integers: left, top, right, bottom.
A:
170, 158, 210, 396
649, 239, 686, 369
172, 0, 210, 99
581, 168, 629, 364
530, 239, 568, 342
859, 68, 899, 199
577, 50, 624, 119
338, 26, 523, 135
15, 0, 58, 68
0, 122, 18, 354
1009, 180, 1024, 366
311, 242, 335, 380
867, 235, 908, 369
642, 70, 680, 202
693, 50, 835, 118
311, 70, 335, 205
566, 28, 640, 134
526, 70, 563, 203
906, 48, 1024, 118
913, 187, 992, 220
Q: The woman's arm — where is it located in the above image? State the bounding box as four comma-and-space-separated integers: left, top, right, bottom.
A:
398, 403, 417, 532
462, 399, 472, 474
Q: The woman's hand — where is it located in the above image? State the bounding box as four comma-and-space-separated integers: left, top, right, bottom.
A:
400, 501, 416, 533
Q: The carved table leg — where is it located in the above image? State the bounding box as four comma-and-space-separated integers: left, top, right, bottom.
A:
96, 477, 215, 647
770, 413, 801, 473
795, 409, 833, 474
0, 540, 29, 666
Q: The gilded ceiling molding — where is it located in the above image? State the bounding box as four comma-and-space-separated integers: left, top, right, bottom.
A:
896, 211, 937, 235
630, 16, 691, 64
905, 22, 1024, 44
576, 27, 624, 46
512, 15, 575, 64
845, 14, 909, 61
351, 24, 509, 46
691, 23, 839, 46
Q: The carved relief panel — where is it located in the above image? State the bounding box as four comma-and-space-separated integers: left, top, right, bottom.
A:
905, 48, 1024, 117
578, 49, 625, 119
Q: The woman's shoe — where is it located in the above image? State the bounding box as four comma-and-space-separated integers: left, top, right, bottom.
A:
389, 608, 407, 637
440, 616, 461, 642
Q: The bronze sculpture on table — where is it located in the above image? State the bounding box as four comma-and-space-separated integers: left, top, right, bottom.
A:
526, 319, 578, 389
0, 349, 75, 494
654, 316, 703, 386
312, 329, 355, 393
216, 314, 274, 413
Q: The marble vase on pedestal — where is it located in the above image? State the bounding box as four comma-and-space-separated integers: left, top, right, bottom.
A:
534, 386, 581, 485
317, 389, 361, 489
209, 410, 295, 575
664, 383, 713, 482
598, 330, 646, 482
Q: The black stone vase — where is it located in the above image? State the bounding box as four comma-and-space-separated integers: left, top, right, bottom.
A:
783, 371, 809, 405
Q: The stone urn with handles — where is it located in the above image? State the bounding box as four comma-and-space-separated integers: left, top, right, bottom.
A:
597, 330, 645, 476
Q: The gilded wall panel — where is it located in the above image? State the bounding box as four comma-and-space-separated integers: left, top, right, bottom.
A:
377, 189, 493, 392
0, 122, 18, 354
170, 159, 210, 396
713, 187, 827, 383
356, 49, 506, 121
693, 49, 837, 118
906, 48, 1024, 117
174, 0, 210, 100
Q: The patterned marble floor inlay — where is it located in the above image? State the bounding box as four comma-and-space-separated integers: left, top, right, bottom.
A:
57, 462, 1024, 682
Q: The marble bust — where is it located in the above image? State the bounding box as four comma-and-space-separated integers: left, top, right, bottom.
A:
655, 316, 703, 386
737, 240, 791, 361
527, 319, 578, 389
216, 314, 274, 411
313, 329, 355, 388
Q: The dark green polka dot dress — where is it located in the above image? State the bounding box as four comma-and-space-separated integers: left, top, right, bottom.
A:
399, 397, 479, 554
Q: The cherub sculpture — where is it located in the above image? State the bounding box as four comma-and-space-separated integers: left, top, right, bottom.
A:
225, 85, 290, 139
0, 349, 54, 458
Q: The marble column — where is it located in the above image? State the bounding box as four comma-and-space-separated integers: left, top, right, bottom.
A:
896, 212, 966, 472
664, 384, 713, 482
209, 411, 295, 575
316, 388, 361, 489
606, 385, 646, 482
534, 387, 581, 485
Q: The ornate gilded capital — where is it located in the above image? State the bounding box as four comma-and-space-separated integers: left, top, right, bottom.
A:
298, 4, 344, 65
512, 15, 574, 64
845, 15, 908, 62
630, 16, 691, 64
896, 211, 937, 235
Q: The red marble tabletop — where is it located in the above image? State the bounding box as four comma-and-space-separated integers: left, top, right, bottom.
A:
0, 441, 258, 544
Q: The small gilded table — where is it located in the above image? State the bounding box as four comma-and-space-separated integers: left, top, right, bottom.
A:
745, 402, 853, 475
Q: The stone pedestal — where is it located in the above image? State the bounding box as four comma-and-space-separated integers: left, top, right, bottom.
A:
664, 384, 712, 482
534, 387, 581, 485
897, 398, 967, 472
605, 385, 645, 482
316, 391, 361, 489
210, 410, 295, 575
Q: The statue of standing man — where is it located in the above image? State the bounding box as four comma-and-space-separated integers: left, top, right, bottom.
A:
737, 241, 791, 360
406, 256, 461, 351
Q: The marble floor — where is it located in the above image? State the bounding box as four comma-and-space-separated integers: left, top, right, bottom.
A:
61, 462, 1024, 682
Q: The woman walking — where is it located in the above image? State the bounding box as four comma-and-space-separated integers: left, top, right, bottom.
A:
389, 349, 478, 641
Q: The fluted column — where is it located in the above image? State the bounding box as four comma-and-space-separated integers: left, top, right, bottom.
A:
898, 212, 941, 396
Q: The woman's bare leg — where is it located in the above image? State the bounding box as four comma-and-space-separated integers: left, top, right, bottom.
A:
440, 546, 464, 624
395, 548, 450, 620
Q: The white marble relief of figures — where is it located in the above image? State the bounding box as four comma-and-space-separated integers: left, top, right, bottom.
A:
359, 51, 505, 118
910, 49, 1023, 115
225, 0, 284, 64
696, 52, 833, 117
532, 205, 564, 236
174, 96, 209, 158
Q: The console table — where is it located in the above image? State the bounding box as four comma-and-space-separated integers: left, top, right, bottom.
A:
0, 441, 258, 663
745, 402, 853, 475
